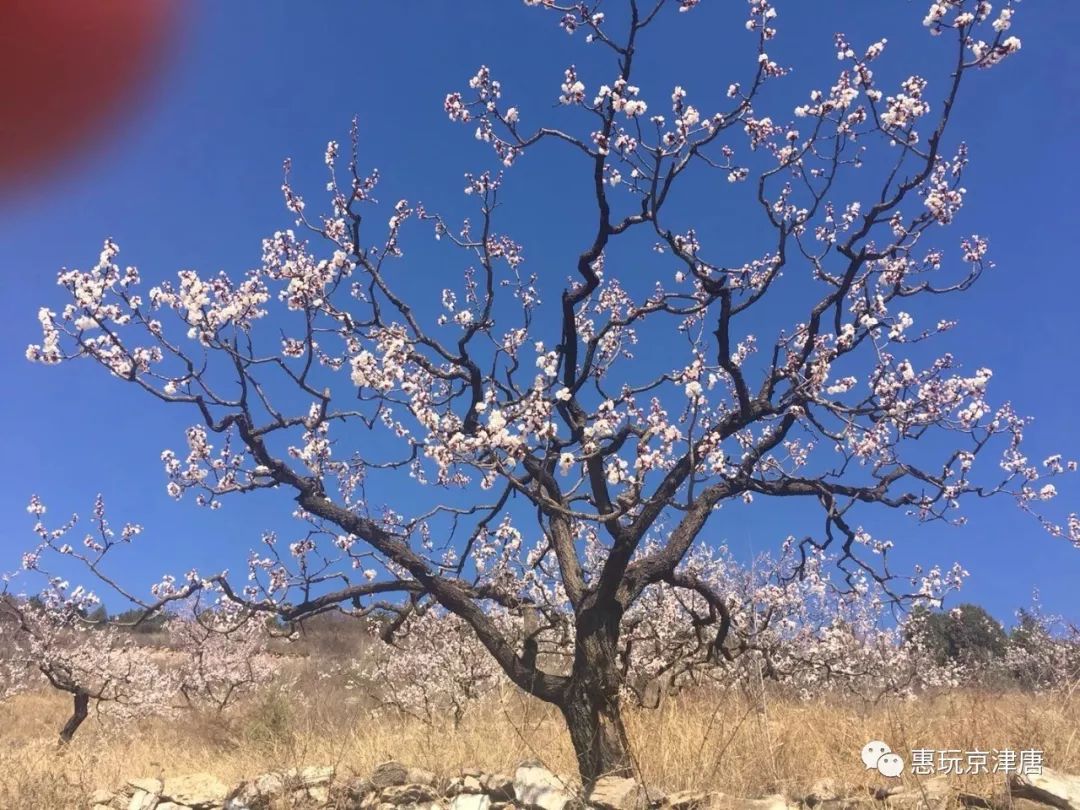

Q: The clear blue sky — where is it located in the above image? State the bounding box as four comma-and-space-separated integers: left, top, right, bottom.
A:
2, 2, 1078, 624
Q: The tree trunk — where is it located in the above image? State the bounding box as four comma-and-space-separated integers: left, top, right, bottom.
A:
58, 690, 89, 744
559, 602, 635, 788
560, 679, 634, 787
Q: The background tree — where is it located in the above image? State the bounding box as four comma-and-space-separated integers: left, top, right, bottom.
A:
19, 0, 1076, 786
906, 603, 1007, 667
110, 607, 168, 635
1, 497, 277, 743
1005, 599, 1080, 690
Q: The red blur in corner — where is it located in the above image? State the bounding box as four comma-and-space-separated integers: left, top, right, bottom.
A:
0, 1, 185, 194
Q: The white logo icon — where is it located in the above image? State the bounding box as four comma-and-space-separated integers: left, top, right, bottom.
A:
862, 741, 905, 778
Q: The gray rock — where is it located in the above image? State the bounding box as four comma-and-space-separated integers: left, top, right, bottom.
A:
372, 761, 412, 789
295, 765, 334, 786
804, 779, 842, 807
449, 776, 487, 796
380, 782, 441, 804
483, 774, 518, 803
89, 789, 117, 806
451, 794, 493, 810
663, 792, 793, 810
588, 777, 648, 810
874, 777, 951, 810
228, 770, 286, 807
342, 777, 374, 800
663, 791, 711, 810
407, 768, 438, 788
514, 762, 578, 810
160, 773, 229, 808
715, 793, 793, 810
1010, 768, 1080, 810
128, 778, 164, 797
127, 789, 159, 810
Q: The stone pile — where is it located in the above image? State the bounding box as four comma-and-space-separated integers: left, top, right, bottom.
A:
86, 761, 1080, 810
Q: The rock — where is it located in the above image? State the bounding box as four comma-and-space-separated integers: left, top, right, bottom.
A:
90, 789, 117, 805
588, 776, 648, 810
160, 773, 229, 808
371, 761, 412, 789
449, 776, 487, 796
800, 780, 875, 810
662, 791, 796, 810
292, 767, 334, 805
380, 782, 441, 804
668, 792, 793, 810
875, 778, 951, 810
663, 791, 711, 810
452, 795, 493, 810
127, 789, 159, 810
341, 776, 374, 799
157, 805, 185, 810
93, 805, 115, 810
407, 768, 438, 787
447, 773, 516, 802
227, 766, 335, 809
514, 762, 577, 810
129, 778, 164, 796
1011, 769, 1080, 810
483, 775, 517, 802
716, 793, 792, 810
252, 771, 287, 794
808, 800, 874, 810
125, 778, 162, 810
804, 780, 842, 807
296, 765, 335, 786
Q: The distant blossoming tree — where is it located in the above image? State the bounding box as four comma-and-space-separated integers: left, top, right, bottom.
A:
21, 0, 1075, 784
358, 539, 976, 724
1, 497, 276, 742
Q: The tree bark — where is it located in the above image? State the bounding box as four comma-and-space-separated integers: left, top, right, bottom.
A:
559, 602, 635, 788
58, 690, 89, 744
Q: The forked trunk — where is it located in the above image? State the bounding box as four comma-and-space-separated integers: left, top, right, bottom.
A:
559, 602, 635, 787
58, 689, 89, 744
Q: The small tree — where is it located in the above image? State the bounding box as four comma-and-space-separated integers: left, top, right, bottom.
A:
0, 580, 174, 742
2, 498, 277, 742
1006, 599, 1080, 690
21, 0, 1076, 785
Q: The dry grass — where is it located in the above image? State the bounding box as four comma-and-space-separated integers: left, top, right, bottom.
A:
2, 681, 1078, 810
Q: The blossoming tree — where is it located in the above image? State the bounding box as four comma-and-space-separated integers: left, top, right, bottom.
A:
22, 0, 1076, 785
358, 540, 976, 725
2, 495, 279, 743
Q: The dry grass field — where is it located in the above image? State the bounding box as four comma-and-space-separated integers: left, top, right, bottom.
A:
3, 679, 1078, 810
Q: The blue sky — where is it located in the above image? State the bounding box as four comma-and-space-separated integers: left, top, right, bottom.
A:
1, 2, 1078, 624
